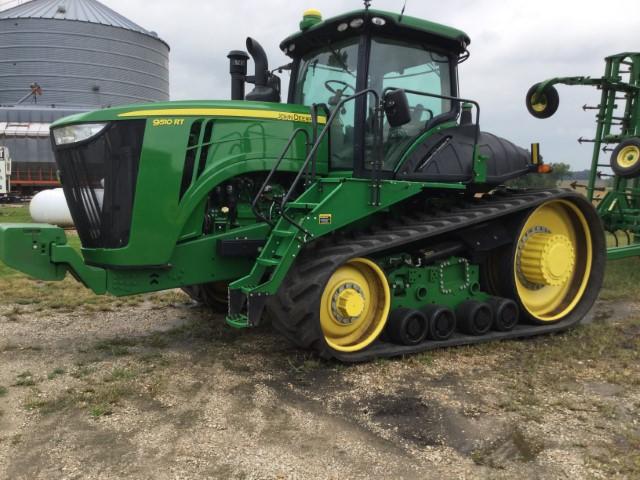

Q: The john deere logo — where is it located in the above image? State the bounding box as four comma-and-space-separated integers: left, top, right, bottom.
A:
319, 214, 332, 225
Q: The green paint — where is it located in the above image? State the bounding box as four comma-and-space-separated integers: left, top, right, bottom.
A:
383, 255, 487, 310
607, 244, 640, 260
228, 178, 426, 299
0, 224, 68, 281
0, 224, 106, 292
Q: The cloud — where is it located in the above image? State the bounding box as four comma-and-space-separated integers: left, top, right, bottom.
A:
101, 0, 639, 169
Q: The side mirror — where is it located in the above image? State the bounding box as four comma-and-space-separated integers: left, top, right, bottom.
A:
383, 89, 412, 127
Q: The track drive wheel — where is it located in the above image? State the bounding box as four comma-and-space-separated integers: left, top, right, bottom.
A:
489, 197, 605, 324
610, 138, 640, 178
270, 255, 391, 359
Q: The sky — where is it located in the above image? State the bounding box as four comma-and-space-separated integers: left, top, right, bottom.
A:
23, 0, 640, 170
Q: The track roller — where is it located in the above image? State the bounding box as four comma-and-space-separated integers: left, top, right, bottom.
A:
456, 300, 493, 336
386, 308, 429, 346
488, 297, 519, 331
422, 304, 456, 340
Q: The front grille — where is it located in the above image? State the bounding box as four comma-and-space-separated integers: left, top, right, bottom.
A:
53, 120, 146, 248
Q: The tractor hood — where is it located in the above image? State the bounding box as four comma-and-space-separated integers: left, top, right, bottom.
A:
50, 100, 324, 128
49, 100, 327, 268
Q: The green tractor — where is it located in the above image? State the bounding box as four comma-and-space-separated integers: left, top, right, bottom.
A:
0, 7, 606, 361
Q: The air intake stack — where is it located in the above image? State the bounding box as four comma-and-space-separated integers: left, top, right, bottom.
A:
227, 50, 249, 101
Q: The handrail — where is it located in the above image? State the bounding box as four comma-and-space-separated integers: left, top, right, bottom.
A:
276, 90, 380, 239
281, 88, 380, 208
252, 90, 380, 237
382, 87, 481, 145
250, 127, 310, 226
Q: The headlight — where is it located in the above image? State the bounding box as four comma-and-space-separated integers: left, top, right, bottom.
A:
52, 123, 108, 146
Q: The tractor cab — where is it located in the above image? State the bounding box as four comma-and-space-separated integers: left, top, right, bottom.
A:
227, 8, 534, 186
281, 9, 469, 175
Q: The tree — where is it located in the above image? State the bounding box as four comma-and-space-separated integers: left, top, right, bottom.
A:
506, 162, 572, 189
551, 162, 571, 184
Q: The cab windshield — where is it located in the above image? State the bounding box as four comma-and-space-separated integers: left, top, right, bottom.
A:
293, 36, 453, 171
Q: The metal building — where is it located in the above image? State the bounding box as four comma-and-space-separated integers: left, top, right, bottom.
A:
0, 0, 170, 193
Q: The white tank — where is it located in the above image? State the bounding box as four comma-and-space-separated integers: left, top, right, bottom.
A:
29, 188, 74, 227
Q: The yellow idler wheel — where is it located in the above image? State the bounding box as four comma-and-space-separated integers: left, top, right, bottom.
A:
319, 257, 390, 352
610, 139, 640, 178
525, 83, 560, 119
531, 95, 547, 113
616, 145, 640, 169
514, 199, 592, 322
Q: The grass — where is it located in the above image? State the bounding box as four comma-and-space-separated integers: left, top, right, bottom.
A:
26, 371, 137, 416
93, 337, 141, 357
47, 368, 65, 380
0, 386, 7, 396
14, 371, 36, 387
70, 364, 95, 379
89, 403, 113, 418
105, 367, 135, 382
0, 204, 31, 223
601, 257, 640, 300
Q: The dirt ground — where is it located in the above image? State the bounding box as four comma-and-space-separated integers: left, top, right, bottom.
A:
0, 291, 639, 480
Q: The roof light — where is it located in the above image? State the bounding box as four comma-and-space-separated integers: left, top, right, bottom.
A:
300, 9, 322, 30
371, 17, 386, 26
349, 18, 364, 28
337, 22, 348, 32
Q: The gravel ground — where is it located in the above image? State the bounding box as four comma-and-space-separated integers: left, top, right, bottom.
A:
0, 294, 639, 480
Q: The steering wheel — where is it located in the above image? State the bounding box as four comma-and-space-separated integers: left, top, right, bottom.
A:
324, 80, 355, 94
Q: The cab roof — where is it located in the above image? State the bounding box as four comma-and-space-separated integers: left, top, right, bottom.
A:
280, 9, 471, 57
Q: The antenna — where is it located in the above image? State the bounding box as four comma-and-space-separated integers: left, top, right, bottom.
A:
364, 0, 371, 10
399, 0, 408, 21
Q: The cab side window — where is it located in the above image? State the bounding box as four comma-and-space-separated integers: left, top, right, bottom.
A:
366, 37, 453, 169
294, 39, 359, 169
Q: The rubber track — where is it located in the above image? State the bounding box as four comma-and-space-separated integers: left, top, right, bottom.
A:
268, 189, 605, 362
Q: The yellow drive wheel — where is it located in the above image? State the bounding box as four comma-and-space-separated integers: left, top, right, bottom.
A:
610, 139, 640, 178
514, 199, 592, 322
319, 257, 390, 352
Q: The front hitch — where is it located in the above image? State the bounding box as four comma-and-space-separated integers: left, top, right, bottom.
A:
0, 223, 106, 294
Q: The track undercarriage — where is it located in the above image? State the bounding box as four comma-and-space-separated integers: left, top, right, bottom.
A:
253, 189, 605, 361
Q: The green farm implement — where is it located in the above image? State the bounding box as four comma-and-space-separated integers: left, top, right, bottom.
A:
526, 52, 640, 259
0, 7, 607, 361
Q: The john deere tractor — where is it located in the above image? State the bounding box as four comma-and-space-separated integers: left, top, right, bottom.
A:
0, 7, 605, 361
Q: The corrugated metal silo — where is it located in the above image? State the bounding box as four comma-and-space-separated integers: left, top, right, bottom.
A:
0, 0, 170, 107
0, 0, 170, 193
